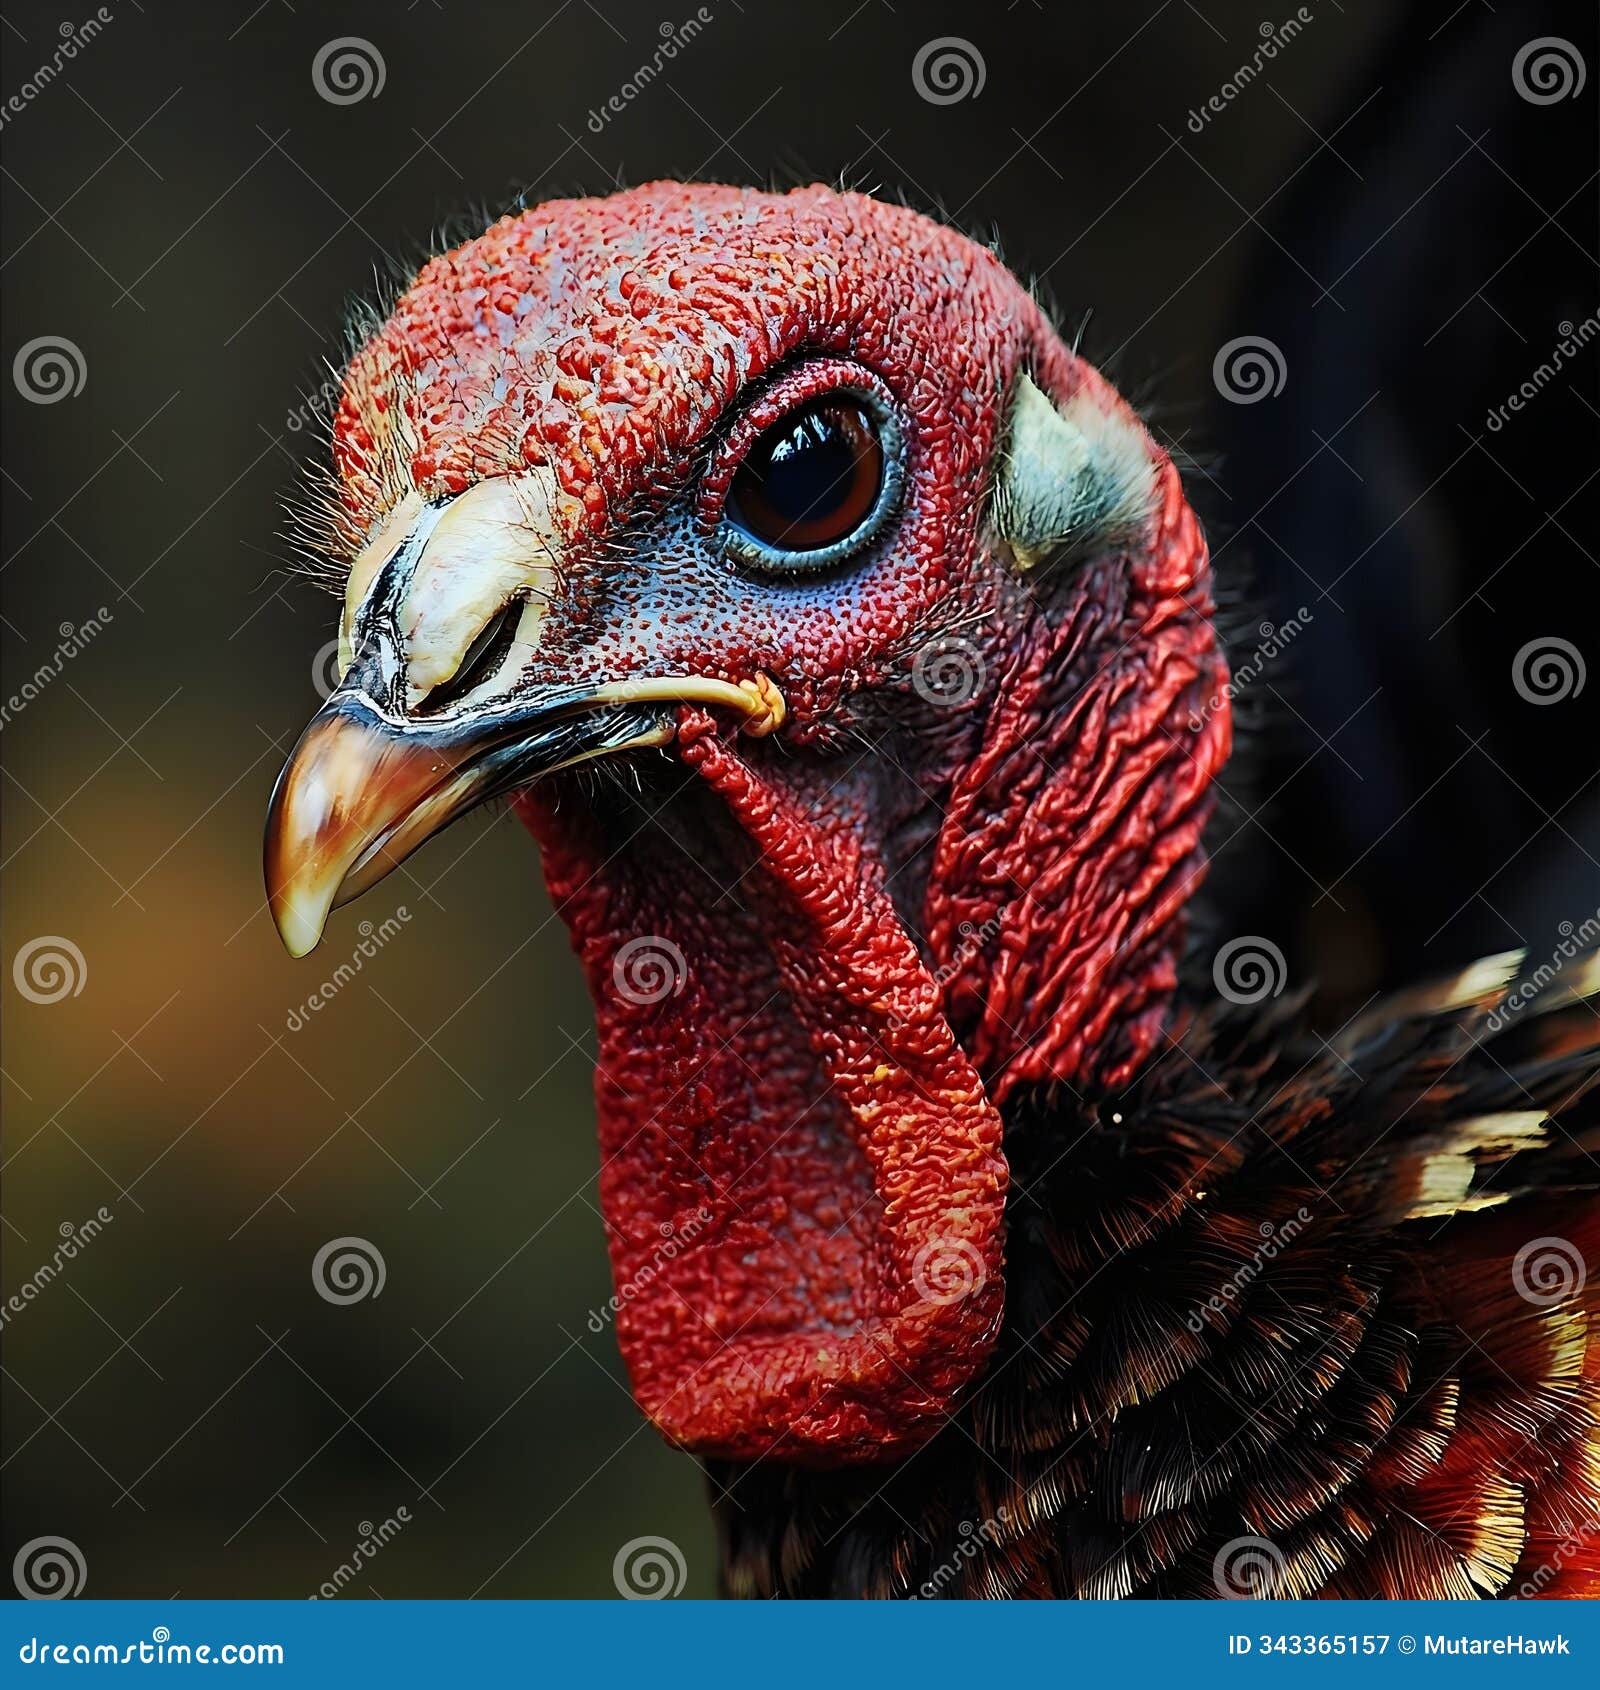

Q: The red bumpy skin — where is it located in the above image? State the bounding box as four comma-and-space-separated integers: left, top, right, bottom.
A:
330, 184, 1230, 1462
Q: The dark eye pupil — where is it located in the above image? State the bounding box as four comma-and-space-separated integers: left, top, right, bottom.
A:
760, 409, 861, 523
728, 399, 884, 552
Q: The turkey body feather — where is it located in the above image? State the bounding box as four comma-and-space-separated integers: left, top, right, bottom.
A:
711, 953, 1600, 1599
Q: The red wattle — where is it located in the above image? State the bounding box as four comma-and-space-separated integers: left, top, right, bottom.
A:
520, 713, 1008, 1462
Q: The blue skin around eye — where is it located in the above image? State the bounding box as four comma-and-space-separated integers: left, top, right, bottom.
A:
472, 386, 928, 697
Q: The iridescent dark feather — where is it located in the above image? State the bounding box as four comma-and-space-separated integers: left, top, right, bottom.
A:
710, 953, 1600, 1599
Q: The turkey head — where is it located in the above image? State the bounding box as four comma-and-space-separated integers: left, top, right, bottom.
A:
265, 183, 1230, 1463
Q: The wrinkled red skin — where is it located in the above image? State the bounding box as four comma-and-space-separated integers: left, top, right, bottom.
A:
334, 184, 1230, 1462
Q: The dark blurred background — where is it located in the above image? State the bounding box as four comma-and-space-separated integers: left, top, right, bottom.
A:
3, 0, 1595, 1598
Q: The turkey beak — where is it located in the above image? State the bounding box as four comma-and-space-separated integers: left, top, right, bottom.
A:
264, 471, 674, 958
266, 472, 788, 958
264, 684, 674, 958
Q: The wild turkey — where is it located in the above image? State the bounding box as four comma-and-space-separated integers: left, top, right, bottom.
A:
264, 183, 1600, 1599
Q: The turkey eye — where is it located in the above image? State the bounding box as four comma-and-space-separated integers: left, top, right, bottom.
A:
722, 393, 901, 574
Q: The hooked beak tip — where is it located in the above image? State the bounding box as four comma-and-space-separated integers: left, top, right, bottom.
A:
262, 697, 451, 962
263, 787, 349, 960
270, 885, 335, 959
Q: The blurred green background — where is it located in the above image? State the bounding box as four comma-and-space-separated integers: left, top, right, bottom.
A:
5, 0, 1593, 1600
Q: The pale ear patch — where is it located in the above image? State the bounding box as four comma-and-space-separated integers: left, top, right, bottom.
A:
993, 372, 1156, 571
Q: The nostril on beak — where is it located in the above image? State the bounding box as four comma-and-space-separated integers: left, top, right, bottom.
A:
352, 470, 564, 714
414, 596, 527, 716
